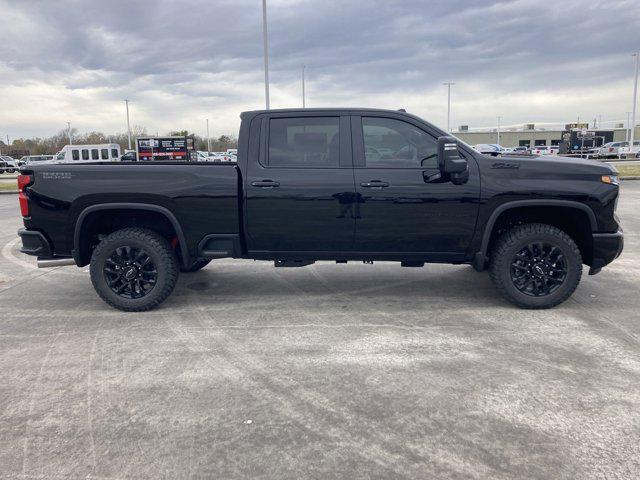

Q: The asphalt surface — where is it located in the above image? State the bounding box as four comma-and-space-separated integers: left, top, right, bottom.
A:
1, 184, 639, 480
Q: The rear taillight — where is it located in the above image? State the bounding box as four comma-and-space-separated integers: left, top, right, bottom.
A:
17, 174, 33, 217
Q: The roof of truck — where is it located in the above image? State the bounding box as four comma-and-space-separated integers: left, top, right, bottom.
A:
241, 107, 411, 116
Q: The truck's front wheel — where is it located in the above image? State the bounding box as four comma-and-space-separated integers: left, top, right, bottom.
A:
489, 223, 582, 309
90, 227, 179, 311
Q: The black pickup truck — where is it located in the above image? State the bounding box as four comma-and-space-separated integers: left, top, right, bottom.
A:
17, 108, 623, 311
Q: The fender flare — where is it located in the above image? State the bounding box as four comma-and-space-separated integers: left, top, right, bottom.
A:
473, 199, 597, 270
73, 203, 189, 266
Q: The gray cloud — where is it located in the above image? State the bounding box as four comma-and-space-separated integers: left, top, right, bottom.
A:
1, 0, 639, 138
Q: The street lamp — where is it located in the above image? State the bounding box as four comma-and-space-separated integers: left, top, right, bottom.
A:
630, 52, 639, 155
497, 116, 502, 146
626, 112, 632, 142
302, 65, 306, 108
66, 121, 72, 145
124, 100, 132, 150
206, 118, 211, 152
443, 82, 455, 132
262, 0, 270, 110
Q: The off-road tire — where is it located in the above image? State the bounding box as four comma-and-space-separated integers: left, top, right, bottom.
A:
180, 259, 211, 273
489, 223, 582, 309
90, 227, 179, 311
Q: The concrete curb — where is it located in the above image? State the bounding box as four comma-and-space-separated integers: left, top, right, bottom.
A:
621, 176, 640, 181
0, 191, 18, 194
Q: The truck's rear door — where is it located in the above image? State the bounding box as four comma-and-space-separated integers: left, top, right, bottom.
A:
245, 113, 355, 253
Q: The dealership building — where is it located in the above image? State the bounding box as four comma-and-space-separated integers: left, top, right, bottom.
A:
454, 124, 640, 148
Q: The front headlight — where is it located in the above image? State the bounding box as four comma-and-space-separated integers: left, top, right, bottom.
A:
601, 175, 619, 185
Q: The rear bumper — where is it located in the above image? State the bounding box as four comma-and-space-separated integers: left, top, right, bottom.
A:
589, 229, 623, 274
18, 228, 52, 258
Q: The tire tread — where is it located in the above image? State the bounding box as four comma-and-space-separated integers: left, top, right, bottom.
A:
90, 227, 178, 312
489, 223, 582, 309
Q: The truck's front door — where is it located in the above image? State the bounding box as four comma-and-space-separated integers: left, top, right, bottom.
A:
245, 114, 356, 253
351, 114, 480, 258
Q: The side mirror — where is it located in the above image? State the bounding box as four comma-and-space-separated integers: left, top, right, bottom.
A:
437, 136, 469, 184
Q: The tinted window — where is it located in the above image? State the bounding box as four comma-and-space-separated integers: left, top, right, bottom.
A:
111, 149, 118, 158
82, 149, 89, 160
101, 149, 109, 160
362, 117, 438, 168
72, 150, 80, 161
91, 149, 99, 160
268, 117, 339, 167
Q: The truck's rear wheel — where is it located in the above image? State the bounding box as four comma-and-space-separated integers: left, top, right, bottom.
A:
90, 227, 179, 311
489, 223, 582, 309
180, 258, 211, 273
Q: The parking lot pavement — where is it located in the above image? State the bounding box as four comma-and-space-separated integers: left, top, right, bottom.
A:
0, 185, 639, 480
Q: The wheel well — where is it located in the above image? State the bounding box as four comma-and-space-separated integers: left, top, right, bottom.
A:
75, 209, 183, 267
485, 206, 594, 265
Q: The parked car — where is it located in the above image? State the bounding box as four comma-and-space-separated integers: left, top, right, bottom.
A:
120, 150, 138, 162
548, 146, 559, 155
1, 156, 17, 173
529, 146, 551, 155
509, 146, 528, 154
473, 144, 503, 156
17, 108, 623, 312
18, 155, 55, 166
597, 142, 628, 159
616, 141, 640, 158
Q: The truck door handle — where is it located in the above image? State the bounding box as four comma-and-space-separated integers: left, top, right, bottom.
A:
360, 180, 389, 188
251, 180, 280, 188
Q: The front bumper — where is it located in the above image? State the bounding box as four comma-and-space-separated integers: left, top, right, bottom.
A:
18, 228, 52, 258
589, 229, 623, 274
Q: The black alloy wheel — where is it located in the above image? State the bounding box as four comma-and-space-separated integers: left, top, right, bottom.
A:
489, 223, 582, 309
104, 246, 157, 299
90, 227, 179, 311
510, 242, 567, 297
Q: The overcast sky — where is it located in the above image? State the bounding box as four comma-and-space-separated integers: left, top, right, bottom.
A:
1, 0, 639, 140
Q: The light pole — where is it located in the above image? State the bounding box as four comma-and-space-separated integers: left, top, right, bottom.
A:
443, 82, 455, 132
66, 121, 72, 145
206, 118, 211, 152
626, 112, 632, 142
124, 100, 132, 150
497, 116, 502, 146
630, 52, 639, 155
302, 65, 306, 108
262, 0, 270, 110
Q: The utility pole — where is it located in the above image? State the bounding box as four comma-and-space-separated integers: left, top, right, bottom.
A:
630, 52, 639, 156
443, 82, 455, 132
125, 100, 132, 150
302, 65, 306, 108
206, 118, 211, 152
262, 0, 270, 110
626, 112, 632, 142
66, 121, 72, 145
497, 116, 502, 146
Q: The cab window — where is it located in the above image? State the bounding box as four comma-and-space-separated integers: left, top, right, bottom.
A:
268, 117, 340, 167
361, 117, 437, 168
111, 149, 118, 158
72, 150, 80, 161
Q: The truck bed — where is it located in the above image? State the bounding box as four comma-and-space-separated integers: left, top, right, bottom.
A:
22, 162, 240, 263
